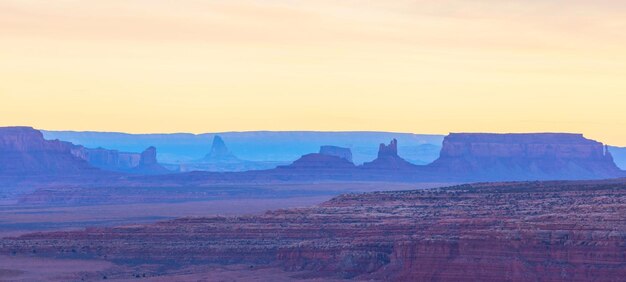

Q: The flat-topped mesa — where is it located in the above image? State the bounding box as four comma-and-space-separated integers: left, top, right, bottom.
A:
319, 145, 353, 162
0, 126, 94, 174
0, 126, 66, 152
281, 153, 355, 169
440, 133, 609, 159
280, 146, 355, 169
432, 133, 622, 180
362, 139, 416, 170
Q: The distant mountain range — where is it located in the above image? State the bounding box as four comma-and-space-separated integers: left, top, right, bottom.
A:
2, 127, 625, 185
41, 130, 444, 165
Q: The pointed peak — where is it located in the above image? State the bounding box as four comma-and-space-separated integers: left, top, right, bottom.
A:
203, 135, 239, 162
210, 135, 229, 155
212, 135, 226, 146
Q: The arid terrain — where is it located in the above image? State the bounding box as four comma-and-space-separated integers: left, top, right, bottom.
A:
3, 179, 626, 281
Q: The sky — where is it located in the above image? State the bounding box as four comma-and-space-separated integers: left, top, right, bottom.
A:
1, 0, 626, 145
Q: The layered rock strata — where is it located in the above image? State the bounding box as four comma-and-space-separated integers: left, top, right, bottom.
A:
5, 180, 626, 281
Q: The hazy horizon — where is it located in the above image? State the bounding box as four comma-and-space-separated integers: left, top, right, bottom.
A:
2, 0, 626, 145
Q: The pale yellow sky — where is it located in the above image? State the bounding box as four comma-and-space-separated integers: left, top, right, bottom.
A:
1, 0, 626, 145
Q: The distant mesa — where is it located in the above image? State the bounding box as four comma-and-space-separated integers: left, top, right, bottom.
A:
319, 145, 353, 162
362, 139, 417, 170
431, 133, 622, 180
0, 126, 170, 176
70, 146, 140, 171
0, 126, 93, 175
70, 142, 169, 175
281, 145, 356, 169
283, 152, 355, 169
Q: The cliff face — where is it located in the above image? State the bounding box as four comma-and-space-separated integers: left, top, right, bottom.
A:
0, 126, 170, 176
431, 133, 621, 180
130, 146, 170, 175
6, 180, 626, 281
0, 127, 93, 174
319, 145, 353, 162
70, 146, 140, 171
609, 146, 626, 170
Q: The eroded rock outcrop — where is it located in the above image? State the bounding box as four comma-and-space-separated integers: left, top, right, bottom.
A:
362, 139, 417, 170
5, 179, 626, 281
130, 146, 170, 175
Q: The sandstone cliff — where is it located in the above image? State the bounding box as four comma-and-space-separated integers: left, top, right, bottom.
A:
69, 146, 140, 171
0, 126, 93, 174
430, 133, 622, 180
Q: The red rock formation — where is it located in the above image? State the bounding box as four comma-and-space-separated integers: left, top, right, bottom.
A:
362, 139, 417, 170
431, 133, 622, 180
0, 126, 93, 174
6, 180, 626, 281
